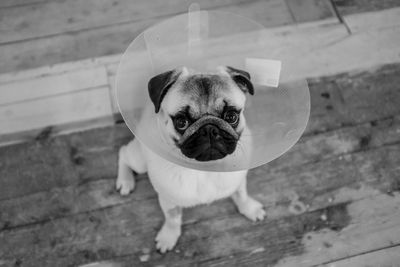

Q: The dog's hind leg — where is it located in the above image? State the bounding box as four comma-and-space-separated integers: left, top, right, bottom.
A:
116, 139, 147, 195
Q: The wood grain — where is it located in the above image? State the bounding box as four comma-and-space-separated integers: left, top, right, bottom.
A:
344, 5, 400, 32
0, 64, 399, 266
332, 0, 400, 15
321, 245, 400, 267
0, 0, 259, 43
0, 87, 113, 135
1, 181, 399, 266
1, 7, 399, 147
0, 64, 398, 200
0, 0, 45, 8
0, 0, 293, 74
0, 66, 108, 105
285, 0, 335, 22
1, 114, 398, 230
0, 137, 80, 201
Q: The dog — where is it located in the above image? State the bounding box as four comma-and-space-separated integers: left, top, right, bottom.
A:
116, 66, 265, 253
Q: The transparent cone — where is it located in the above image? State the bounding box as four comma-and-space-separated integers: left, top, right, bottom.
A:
115, 4, 310, 171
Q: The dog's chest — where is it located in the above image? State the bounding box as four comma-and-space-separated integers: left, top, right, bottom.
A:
144, 148, 245, 206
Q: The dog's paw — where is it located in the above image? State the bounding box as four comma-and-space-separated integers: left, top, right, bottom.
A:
116, 173, 135, 196
238, 197, 266, 222
155, 225, 181, 253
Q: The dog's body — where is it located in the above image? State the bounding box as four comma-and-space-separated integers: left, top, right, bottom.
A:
116, 66, 265, 252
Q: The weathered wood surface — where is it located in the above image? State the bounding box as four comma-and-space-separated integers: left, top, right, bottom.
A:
3, 6, 400, 146
0, 0, 46, 8
2, 0, 398, 74
0, 60, 114, 138
0, 86, 113, 135
332, 0, 400, 15
0, 0, 278, 43
1, 63, 399, 200
0, 0, 299, 74
0, 64, 399, 266
0, 174, 399, 266
344, 5, 400, 32
1, 113, 399, 230
321, 245, 400, 267
0, 67, 108, 106
285, 0, 334, 22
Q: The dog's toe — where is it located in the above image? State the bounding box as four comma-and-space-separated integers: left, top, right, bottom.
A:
254, 206, 266, 221
116, 175, 135, 196
155, 226, 180, 253
239, 197, 266, 222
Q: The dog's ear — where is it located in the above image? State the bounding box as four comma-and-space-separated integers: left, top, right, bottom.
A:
148, 69, 181, 113
226, 66, 254, 95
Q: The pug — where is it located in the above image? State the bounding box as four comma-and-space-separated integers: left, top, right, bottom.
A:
116, 66, 265, 253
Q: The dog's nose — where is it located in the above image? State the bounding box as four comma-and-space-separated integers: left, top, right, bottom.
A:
200, 124, 220, 139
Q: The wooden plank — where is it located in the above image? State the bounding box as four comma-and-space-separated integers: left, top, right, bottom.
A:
0, 86, 113, 135
332, 0, 400, 16
0, 116, 116, 148
215, 0, 293, 27
0, 0, 293, 74
1, 113, 398, 230
273, 194, 400, 267
1, 180, 399, 266
306, 63, 400, 134
344, 6, 400, 32
267, 23, 400, 81
0, 0, 246, 43
89, 8, 400, 111
321, 245, 400, 267
0, 0, 289, 44
202, 193, 400, 267
1, 5, 398, 81
0, 124, 131, 201
0, 66, 108, 105
285, 0, 335, 22
0, 54, 119, 85
0, 137, 81, 201
0, 0, 45, 8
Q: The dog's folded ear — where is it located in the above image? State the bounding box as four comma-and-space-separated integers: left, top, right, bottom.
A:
148, 69, 182, 113
226, 66, 254, 95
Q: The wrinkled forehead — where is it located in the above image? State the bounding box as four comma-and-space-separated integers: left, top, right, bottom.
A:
162, 74, 246, 117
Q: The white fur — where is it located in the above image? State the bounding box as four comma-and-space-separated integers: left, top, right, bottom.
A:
116, 138, 265, 253
116, 66, 264, 252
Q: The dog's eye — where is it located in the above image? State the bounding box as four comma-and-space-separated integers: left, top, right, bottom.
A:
174, 115, 190, 131
223, 110, 239, 126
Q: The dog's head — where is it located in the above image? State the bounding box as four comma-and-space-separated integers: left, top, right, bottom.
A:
148, 66, 254, 161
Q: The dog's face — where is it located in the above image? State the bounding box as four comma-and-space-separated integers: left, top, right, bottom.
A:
148, 66, 254, 161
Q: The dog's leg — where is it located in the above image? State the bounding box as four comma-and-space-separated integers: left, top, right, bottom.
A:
231, 177, 266, 221
155, 196, 182, 253
116, 139, 147, 195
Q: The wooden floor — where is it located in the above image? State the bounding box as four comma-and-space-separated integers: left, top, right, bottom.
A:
1, 1, 400, 267
0, 63, 399, 266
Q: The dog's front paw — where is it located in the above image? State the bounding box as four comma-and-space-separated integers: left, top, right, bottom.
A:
116, 172, 135, 196
237, 197, 266, 222
155, 225, 181, 253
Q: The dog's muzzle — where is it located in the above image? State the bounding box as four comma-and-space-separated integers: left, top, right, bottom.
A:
179, 115, 239, 161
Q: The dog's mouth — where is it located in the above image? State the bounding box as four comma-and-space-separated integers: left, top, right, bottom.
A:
179, 123, 238, 161
194, 148, 228, 161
